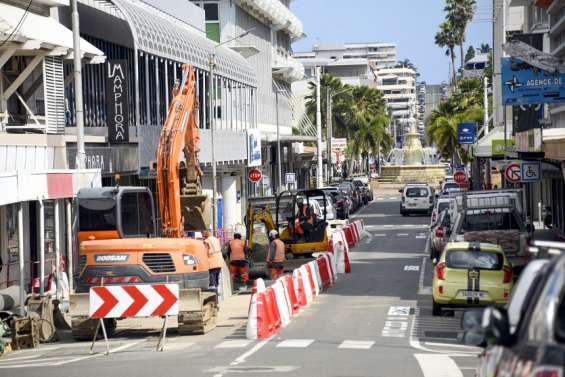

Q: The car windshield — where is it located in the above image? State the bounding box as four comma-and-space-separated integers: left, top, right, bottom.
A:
437, 202, 450, 213
462, 210, 520, 231
446, 250, 503, 270
443, 182, 459, 190
406, 187, 429, 197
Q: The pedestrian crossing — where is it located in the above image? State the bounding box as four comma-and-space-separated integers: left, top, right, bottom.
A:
216, 338, 384, 350
370, 231, 428, 240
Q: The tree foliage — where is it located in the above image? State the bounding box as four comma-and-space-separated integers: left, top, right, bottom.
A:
465, 45, 475, 63
305, 74, 392, 174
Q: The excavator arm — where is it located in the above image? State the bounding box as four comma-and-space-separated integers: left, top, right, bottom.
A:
156, 65, 211, 237
245, 204, 276, 251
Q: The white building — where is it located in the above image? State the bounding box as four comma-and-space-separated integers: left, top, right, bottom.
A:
373, 66, 418, 147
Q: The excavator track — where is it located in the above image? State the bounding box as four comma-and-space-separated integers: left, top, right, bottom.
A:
71, 317, 116, 341
177, 295, 218, 335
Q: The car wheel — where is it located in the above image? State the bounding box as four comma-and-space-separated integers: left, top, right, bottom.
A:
432, 300, 443, 316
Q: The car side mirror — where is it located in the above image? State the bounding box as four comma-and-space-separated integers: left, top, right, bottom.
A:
398, 189, 403, 193
461, 309, 486, 346
482, 306, 512, 347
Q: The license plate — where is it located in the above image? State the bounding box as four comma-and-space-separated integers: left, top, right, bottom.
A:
408, 203, 417, 207
460, 291, 485, 298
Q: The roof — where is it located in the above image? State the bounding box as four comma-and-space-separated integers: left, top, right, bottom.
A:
113, 0, 256, 86
0, 3, 104, 62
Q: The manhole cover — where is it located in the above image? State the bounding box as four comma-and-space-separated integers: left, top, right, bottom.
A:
425, 331, 458, 339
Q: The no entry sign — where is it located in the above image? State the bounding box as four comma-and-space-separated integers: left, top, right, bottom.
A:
248, 168, 262, 183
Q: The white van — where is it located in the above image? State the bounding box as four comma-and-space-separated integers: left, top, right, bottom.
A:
400, 184, 434, 216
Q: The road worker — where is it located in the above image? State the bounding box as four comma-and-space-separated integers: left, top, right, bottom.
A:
227, 232, 249, 285
203, 230, 223, 291
266, 229, 285, 280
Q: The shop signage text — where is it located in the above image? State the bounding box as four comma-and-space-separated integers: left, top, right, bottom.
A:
106, 60, 130, 144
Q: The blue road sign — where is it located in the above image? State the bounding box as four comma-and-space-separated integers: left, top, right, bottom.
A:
458, 123, 477, 145
502, 57, 565, 105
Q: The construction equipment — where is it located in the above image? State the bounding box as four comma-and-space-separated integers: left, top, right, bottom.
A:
246, 190, 329, 259
70, 65, 217, 340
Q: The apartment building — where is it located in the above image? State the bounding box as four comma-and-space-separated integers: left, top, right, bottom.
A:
373, 66, 418, 147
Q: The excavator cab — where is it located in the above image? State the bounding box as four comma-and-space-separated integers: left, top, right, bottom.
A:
77, 186, 157, 243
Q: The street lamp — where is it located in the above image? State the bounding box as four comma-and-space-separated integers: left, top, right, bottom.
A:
208, 28, 254, 233
315, 66, 323, 188
275, 88, 286, 194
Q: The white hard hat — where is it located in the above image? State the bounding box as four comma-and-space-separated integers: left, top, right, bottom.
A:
269, 229, 279, 238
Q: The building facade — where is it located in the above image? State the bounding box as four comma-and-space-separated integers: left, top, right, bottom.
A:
373, 66, 418, 147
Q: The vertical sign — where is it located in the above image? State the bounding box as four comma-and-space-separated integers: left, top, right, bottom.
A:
247, 129, 262, 167
106, 60, 129, 144
457, 123, 477, 144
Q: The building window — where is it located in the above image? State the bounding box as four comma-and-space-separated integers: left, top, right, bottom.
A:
204, 3, 220, 43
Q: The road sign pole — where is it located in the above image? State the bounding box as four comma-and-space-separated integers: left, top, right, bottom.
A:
156, 316, 168, 352
90, 318, 110, 355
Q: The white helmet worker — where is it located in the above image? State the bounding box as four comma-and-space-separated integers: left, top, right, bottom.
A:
268, 229, 279, 239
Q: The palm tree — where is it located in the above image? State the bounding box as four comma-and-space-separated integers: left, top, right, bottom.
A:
435, 21, 459, 86
445, 0, 477, 70
479, 43, 490, 53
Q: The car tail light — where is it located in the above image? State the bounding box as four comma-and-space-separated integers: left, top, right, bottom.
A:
435, 226, 444, 238
503, 266, 512, 284
534, 369, 562, 377
429, 196, 433, 204
402, 196, 405, 203
432, 212, 437, 222
435, 262, 446, 280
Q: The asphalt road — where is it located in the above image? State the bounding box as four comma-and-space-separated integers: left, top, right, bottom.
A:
0, 192, 482, 377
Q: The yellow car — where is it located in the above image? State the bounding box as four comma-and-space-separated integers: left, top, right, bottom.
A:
432, 242, 513, 316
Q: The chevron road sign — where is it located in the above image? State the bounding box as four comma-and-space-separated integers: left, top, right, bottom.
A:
89, 284, 179, 319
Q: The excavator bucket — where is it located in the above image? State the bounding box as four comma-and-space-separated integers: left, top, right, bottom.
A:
181, 193, 211, 231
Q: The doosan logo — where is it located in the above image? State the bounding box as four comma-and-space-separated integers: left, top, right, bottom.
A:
95, 254, 129, 263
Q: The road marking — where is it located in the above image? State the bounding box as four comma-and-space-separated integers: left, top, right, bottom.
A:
416, 235, 427, 239
388, 306, 410, 316
52, 339, 146, 366
373, 233, 386, 237
338, 340, 375, 349
163, 342, 194, 351
216, 340, 252, 349
418, 256, 433, 295
276, 339, 314, 348
230, 339, 270, 366
404, 265, 420, 271
209, 366, 298, 374
424, 342, 482, 351
414, 354, 464, 377
382, 320, 409, 337
397, 233, 409, 236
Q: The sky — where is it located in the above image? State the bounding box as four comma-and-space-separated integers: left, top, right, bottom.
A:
291, 0, 493, 84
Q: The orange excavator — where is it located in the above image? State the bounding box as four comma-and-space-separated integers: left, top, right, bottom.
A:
69, 65, 217, 339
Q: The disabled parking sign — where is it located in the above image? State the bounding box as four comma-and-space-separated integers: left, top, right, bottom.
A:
521, 161, 541, 182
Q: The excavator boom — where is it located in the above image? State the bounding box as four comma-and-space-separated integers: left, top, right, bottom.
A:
156, 65, 211, 236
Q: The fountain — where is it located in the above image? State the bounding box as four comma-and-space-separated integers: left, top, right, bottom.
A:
380, 119, 446, 184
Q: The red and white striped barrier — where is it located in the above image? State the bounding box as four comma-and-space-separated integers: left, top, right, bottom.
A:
89, 284, 179, 319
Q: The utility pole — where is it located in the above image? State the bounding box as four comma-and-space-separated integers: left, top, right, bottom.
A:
484, 76, 489, 134
326, 88, 332, 185
316, 66, 323, 188
209, 53, 217, 233
275, 90, 282, 193
71, 0, 86, 169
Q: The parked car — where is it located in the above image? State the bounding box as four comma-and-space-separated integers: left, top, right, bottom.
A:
461, 242, 565, 377
351, 179, 373, 204
311, 193, 337, 220
399, 183, 434, 216
432, 242, 513, 316
430, 209, 453, 261
450, 192, 533, 272
430, 196, 454, 224
321, 187, 351, 219
338, 182, 361, 212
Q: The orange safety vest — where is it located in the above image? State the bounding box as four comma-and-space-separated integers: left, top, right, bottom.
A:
267, 239, 285, 263
205, 236, 224, 269
229, 239, 246, 261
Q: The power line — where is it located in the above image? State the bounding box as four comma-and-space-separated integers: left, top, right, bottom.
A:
0, 0, 33, 49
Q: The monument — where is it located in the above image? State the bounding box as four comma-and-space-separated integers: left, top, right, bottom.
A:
381, 118, 445, 184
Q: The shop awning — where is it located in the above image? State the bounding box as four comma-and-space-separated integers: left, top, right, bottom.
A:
0, 3, 105, 62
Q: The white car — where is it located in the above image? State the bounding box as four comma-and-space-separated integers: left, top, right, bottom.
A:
400, 184, 435, 216
311, 194, 337, 220
430, 196, 454, 225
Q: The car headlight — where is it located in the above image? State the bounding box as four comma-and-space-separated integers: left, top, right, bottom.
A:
183, 254, 198, 266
